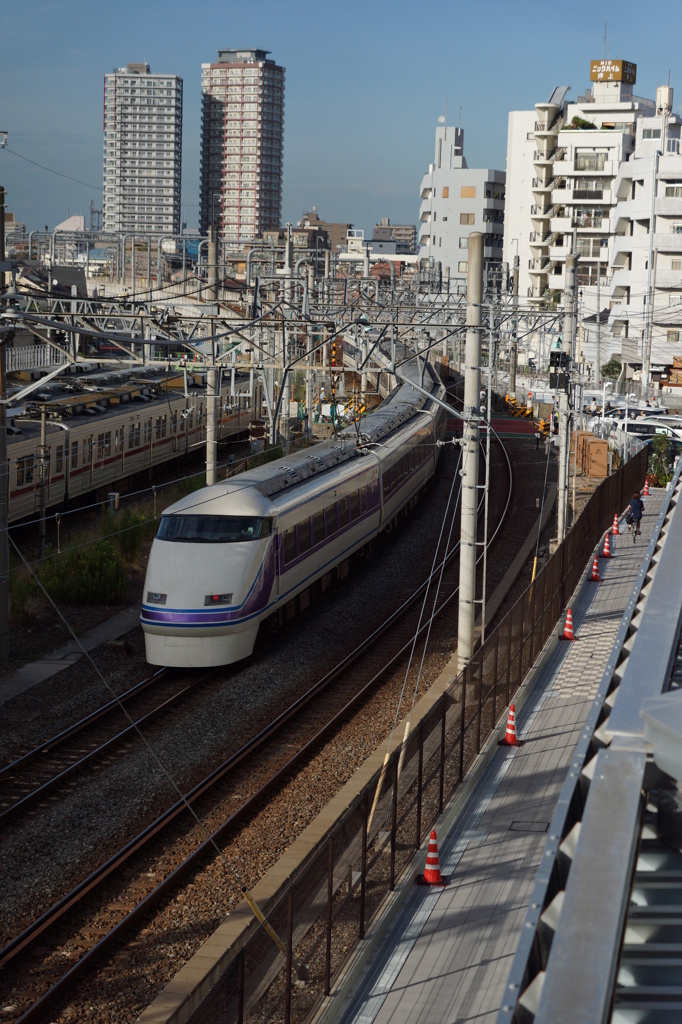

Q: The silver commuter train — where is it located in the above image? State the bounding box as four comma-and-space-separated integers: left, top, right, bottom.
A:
6, 369, 260, 523
141, 354, 448, 668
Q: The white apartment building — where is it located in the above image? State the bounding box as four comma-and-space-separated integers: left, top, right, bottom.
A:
199, 49, 285, 240
503, 60, 655, 304
607, 88, 682, 382
418, 123, 505, 294
103, 63, 183, 235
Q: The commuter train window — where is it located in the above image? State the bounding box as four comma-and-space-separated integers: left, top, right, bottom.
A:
358, 486, 366, 513
283, 526, 297, 563
55, 445, 64, 475
298, 519, 312, 554
16, 456, 34, 487
98, 431, 112, 459
171, 411, 177, 434
83, 437, 93, 465
326, 504, 337, 535
312, 510, 325, 545
71, 441, 78, 470
349, 491, 360, 521
157, 514, 272, 543
382, 469, 392, 495
395, 460, 403, 485
144, 419, 152, 444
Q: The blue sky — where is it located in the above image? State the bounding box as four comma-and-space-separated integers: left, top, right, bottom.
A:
1, 0, 680, 235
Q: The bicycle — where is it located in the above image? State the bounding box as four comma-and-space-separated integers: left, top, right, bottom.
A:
632, 517, 642, 543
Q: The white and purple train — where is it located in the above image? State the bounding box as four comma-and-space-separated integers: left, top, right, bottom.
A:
141, 355, 447, 667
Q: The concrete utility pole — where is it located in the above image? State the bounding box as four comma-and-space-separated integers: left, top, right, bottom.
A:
643, 149, 661, 394
0, 184, 9, 659
557, 254, 577, 543
207, 226, 219, 302
457, 232, 483, 673
509, 253, 519, 395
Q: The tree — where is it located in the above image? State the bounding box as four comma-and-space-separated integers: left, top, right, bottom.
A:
648, 434, 674, 486
601, 357, 622, 380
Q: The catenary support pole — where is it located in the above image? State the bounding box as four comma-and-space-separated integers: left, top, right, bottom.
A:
0, 185, 8, 659
457, 232, 483, 673
557, 254, 577, 542
509, 253, 519, 396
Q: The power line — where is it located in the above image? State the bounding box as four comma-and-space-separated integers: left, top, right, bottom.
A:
1, 145, 102, 191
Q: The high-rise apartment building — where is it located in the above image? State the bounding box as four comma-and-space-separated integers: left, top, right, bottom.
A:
504, 60, 655, 303
199, 49, 285, 239
103, 63, 183, 235
418, 123, 505, 294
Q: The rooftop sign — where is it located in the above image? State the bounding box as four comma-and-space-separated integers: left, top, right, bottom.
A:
590, 59, 636, 84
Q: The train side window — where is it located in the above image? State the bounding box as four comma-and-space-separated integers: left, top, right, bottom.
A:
382, 469, 392, 495
83, 437, 93, 465
98, 431, 111, 459
55, 445, 63, 474
144, 420, 152, 444
349, 491, 360, 521
298, 520, 312, 554
359, 486, 366, 513
312, 510, 325, 545
116, 427, 124, 451
17, 456, 34, 487
71, 441, 78, 469
395, 460, 403, 484
326, 504, 337, 535
283, 527, 297, 564
339, 497, 350, 526
171, 411, 177, 434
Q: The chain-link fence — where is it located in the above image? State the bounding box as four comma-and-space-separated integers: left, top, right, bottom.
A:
186, 446, 648, 1024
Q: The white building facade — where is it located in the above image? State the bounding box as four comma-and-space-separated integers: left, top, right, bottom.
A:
503, 60, 655, 305
103, 63, 183, 235
607, 88, 682, 384
199, 49, 285, 240
418, 124, 505, 294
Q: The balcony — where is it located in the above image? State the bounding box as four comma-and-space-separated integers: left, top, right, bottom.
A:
654, 269, 682, 289
656, 197, 682, 217
654, 232, 682, 253
550, 215, 573, 233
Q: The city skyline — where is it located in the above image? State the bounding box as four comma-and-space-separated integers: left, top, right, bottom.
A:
1, 0, 680, 236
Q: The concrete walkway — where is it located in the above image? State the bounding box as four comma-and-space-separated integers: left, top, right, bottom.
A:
328, 493, 665, 1024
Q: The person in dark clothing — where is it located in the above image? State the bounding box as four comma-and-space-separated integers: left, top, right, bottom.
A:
627, 491, 645, 531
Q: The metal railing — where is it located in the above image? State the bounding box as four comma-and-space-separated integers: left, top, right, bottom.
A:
185, 449, 648, 1024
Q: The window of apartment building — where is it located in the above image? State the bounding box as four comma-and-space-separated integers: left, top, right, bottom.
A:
458, 261, 468, 272
672, 259, 682, 271
459, 237, 469, 248
460, 213, 475, 225
665, 186, 682, 199
643, 129, 662, 140
667, 331, 681, 343
575, 152, 606, 172
461, 186, 476, 199
441, 187, 449, 198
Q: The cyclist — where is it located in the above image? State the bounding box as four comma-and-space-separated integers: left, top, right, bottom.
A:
627, 491, 645, 536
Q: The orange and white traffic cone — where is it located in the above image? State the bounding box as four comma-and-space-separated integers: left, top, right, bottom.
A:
499, 704, 522, 746
560, 607, 576, 641
643, 479, 650, 496
417, 830, 448, 886
602, 533, 612, 558
612, 513, 620, 535
590, 555, 600, 582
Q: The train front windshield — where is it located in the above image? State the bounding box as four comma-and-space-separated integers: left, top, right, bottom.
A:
157, 515, 272, 543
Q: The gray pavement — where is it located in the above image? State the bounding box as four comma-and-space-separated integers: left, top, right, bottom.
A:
0, 604, 141, 705
331, 492, 665, 1024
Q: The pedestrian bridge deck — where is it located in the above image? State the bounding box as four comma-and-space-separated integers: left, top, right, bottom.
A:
325, 478, 677, 1024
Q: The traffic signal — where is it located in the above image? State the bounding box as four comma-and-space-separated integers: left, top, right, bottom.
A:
549, 350, 570, 369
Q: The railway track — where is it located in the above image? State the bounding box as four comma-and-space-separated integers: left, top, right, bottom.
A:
0, 668, 223, 825
1, 435, 519, 1022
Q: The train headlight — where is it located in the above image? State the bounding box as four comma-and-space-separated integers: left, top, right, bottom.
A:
204, 593, 233, 606
147, 592, 167, 604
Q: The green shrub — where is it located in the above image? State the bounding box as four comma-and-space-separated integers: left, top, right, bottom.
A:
39, 540, 126, 605
648, 434, 673, 486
